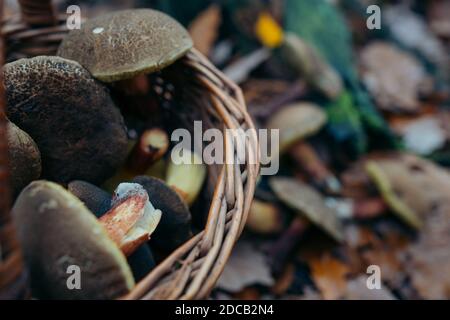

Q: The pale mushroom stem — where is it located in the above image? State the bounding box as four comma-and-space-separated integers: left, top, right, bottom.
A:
289, 141, 341, 194
269, 217, 310, 276
127, 128, 169, 174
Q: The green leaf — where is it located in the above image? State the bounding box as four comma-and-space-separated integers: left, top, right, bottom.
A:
326, 91, 367, 155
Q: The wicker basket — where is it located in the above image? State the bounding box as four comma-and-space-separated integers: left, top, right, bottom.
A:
0, 0, 259, 300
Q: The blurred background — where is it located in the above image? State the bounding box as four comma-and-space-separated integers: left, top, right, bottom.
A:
5, 0, 450, 300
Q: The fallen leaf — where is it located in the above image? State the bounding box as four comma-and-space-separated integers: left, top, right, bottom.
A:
309, 253, 350, 300
360, 42, 432, 113
216, 240, 274, 292
188, 5, 222, 56
223, 48, 271, 84
385, 4, 448, 68
344, 276, 396, 300
400, 116, 446, 155
405, 206, 450, 299
428, 0, 450, 38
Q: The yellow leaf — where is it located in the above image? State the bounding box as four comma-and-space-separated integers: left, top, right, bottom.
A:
255, 12, 284, 48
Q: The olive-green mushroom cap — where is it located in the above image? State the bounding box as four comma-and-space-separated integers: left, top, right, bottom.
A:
12, 181, 135, 299
4, 56, 128, 184
267, 103, 327, 153
57, 9, 193, 82
269, 177, 344, 242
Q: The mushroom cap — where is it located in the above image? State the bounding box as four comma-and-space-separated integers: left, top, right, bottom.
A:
267, 103, 327, 153
4, 56, 128, 184
12, 181, 135, 299
57, 9, 193, 82
68, 180, 112, 217
127, 245, 155, 282
269, 177, 344, 242
6, 120, 42, 195
365, 157, 424, 229
133, 176, 192, 252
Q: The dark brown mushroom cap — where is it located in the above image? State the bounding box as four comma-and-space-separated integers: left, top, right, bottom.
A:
4, 56, 128, 184
12, 181, 135, 299
6, 120, 41, 195
133, 176, 192, 252
57, 9, 193, 82
68, 180, 112, 217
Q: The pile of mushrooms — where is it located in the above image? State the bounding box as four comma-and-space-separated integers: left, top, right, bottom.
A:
6, 9, 207, 299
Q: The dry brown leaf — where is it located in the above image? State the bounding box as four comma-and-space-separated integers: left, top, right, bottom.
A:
309, 253, 350, 300
344, 276, 396, 300
404, 198, 450, 299
428, 0, 450, 38
216, 240, 274, 292
359, 42, 433, 113
188, 4, 221, 57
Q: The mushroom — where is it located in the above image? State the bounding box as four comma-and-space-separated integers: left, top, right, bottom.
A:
4, 56, 128, 184
68, 180, 157, 281
127, 128, 169, 174
246, 199, 284, 235
269, 177, 344, 242
254, 13, 342, 99
57, 9, 193, 83
68, 180, 112, 217
268, 177, 344, 274
166, 148, 207, 206
100, 183, 162, 256
12, 181, 135, 299
277, 33, 343, 100
6, 120, 41, 195
133, 176, 192, 252
365, 160, 423, 229
127, 245, 156, 282
267, 103, 340, 193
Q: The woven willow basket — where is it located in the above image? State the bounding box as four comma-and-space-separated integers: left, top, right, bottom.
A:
0, 0, 260, 300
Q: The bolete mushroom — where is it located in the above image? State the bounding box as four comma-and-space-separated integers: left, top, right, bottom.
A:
246, 199, 284, 235
100, 183, 162, 256
166, 148, 207, 206
269, 177, 344, 242
268, 177, 344, 274
68, 180, 112, 217
267, 103, 340, 193
6, 120, 41, 195
12, 181, 135, 299
57, 9, 193, 83
68, 180, 157, 281
365, 159, 423, 229
4, 56, 128, 184
133, 176, 192, 252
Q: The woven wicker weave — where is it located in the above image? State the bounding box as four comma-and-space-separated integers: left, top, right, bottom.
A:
0, 0, 259, 300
